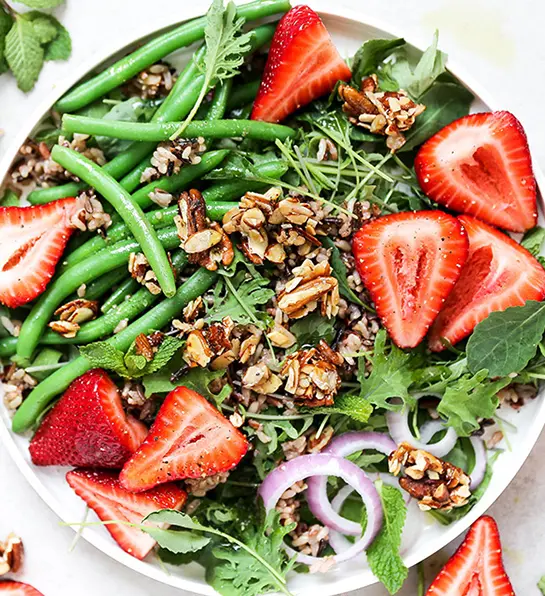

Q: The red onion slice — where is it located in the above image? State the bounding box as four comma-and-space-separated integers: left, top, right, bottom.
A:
469, 436, 487, 490
258, 453, 383, 566
306, 432, 396, 536
386, 409, 458, 457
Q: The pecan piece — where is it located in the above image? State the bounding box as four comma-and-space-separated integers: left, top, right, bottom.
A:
54, 299, 98, 324
0, 533, 23, 576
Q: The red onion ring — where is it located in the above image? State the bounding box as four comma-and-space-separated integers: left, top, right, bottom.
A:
469, 436, 487, 490
386, 409, 458, 457
306, 432, 396, 536
258, 453, 383, 565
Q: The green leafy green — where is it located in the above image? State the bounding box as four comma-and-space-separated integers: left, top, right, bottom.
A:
0, 6, 13, 73
80, 335, 183, 379
174, 0, 253, 136
289, 312, 336, 348
25, 11, 58, 43
307, 393, 374, 424
144, 527, 211, 554
538, 576, 545, 595
4, 15, 44, 92
143, 364, 232, 403
522, 226, 545, 257
437, 371, 510, 436
351, 38, 405, 84
0, 189, 19, 207
366, 485, 408, 595
321, 236, 365, 307
43, 17, 70, 61
467, 301, 545, 377
17, 0, 64, 7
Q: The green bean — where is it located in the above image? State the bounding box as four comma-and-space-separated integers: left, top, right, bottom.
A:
77, 267, 127, 301
12, 267, 218, 433
0, 337, 16, 359
51, 145, 176, 298
14, 227, 180, 365
227, 79, 260, 111
56, 0, 288, 113
63, 116, 296, 143
208, 80, 233, 121
100, 278, 140, 313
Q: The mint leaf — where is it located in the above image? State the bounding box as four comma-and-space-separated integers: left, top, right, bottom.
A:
5, 15, 44, 92
290, 312, 336, 349
437, 371, 510, 436
351, 38, 405, 85
538, 575, 545, 594
24, 11, 58, 43
321, 236, 365, 307
467, 301, 545, 377
80, 341, 128, 376
43, 18, 70, 61
0, 7, 14, 71
16, 0, 64, 7
358, 330, 415, 410
367, 484, 408, 594
522, 226, 545, 257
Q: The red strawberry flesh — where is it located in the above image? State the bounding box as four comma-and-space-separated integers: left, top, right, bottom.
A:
30, 369, 147, 468
66, 468, 186, 560
251, 5, 351, 123
352, 210, 468, 348
0, 198, 79, 308
429, 214, 545, 350
0, 582, 44, 595
415, 111, 537, 233
120, 386, 249, 492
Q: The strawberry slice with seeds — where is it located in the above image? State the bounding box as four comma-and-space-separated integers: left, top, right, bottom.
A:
415, 111, 537, 233
66, 469, 186, 560
251, 5, 351, 123
429, 214, 545, 351
426, 516, 515, 595
30, 369, 147, 468
352, 210, 468, 348
0, 582, 44, 595
120, 386, 249, 492
0, 198, 79, 308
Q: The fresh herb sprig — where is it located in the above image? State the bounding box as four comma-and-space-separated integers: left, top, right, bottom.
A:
1, 0, 71, 91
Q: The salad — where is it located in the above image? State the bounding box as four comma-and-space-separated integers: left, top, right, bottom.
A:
0, 0, 542, 594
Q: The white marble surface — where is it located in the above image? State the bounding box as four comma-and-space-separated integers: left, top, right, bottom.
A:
1, 0, 545, 594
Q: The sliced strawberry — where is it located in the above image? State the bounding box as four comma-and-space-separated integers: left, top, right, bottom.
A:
352, 211, 468, 348
429, 214, 545, 350
66, 468, 186, 559
0, 198, 79, 308
30, 369, 147, 468
415, 111, 537, 233
426, 516, 514, 595
0, 582, 44, 595
120, 387, 249, 492
251, 5, 351, 123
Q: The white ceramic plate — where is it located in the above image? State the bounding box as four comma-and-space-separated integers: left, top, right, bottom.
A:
1, 2, 544, 594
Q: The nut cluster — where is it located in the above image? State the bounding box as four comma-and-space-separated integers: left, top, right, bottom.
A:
70, 190, 112, 233
339, 75, 426, 151
134, 331, 165, 361
388, 442, 471, 510
49, 298, 99, 338
128, 252, 162, 295
181, 317, 236, 370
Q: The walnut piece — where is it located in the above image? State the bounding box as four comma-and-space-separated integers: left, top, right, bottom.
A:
339, 75, 426, 152
0, 533, 23, 576
388, 442, 471, 510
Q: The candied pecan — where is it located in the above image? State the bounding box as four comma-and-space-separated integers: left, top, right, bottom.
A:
0, 533, 23, 576
54, 299, 98, 324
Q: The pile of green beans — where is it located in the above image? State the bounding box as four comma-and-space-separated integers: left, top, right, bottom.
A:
12, 267, 218, 433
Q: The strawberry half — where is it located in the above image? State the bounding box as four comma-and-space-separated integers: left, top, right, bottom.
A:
30, 369, 147, 468
415, 111, 537, 233
0, 582, 44, 596
251, 5, 351, 123
429, 214, 545, 350
426, 516, 514, 595
352, 210, 468, 348
66, 469, 186, 559
120, 387, 249, 492
0, 198, 79, 308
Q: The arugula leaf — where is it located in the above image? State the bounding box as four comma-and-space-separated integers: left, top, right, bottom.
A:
437, 371, 510, 436
321, 236, 365, 307
290, 312, 336, 348
206, 271, 274, 329
358, 330, 415, 410
366, 485, 408, 595
143, 364, 232, 404
351, 38, 405, 85
538, 576, 545, 595
5, 15, 44, 92
401, 81, 473, 152
307, 393, 373, 424
144, 528, 211, 554
467, 301, 545, 377
174, 0, 252, 136
80, 335, 183, 379
522, 226, 545, 256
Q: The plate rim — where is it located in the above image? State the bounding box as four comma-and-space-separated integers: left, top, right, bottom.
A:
1, 2, 544, 594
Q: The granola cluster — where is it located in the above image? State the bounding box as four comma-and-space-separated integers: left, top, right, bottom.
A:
389, 442, 471, 510
70, 190, 112, 233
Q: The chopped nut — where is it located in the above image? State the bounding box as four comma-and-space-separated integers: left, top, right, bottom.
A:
71, 190, 112, 232
184, 229, 223, 253
389, 443, 471, 510
113, 318, 129, 334
183, 297, 204, 322
0, 533, 23, 576
183, 320, 233, 369
184, 330, 213, 368
54, 299, 98, 324
267, 324, 296, 349
242, 363, 282, 395
128, 252, 162, 294
48, 320, 80, 338
134, 333, 155, 361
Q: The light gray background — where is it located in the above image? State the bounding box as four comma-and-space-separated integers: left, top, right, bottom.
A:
1, 0, 544, 594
